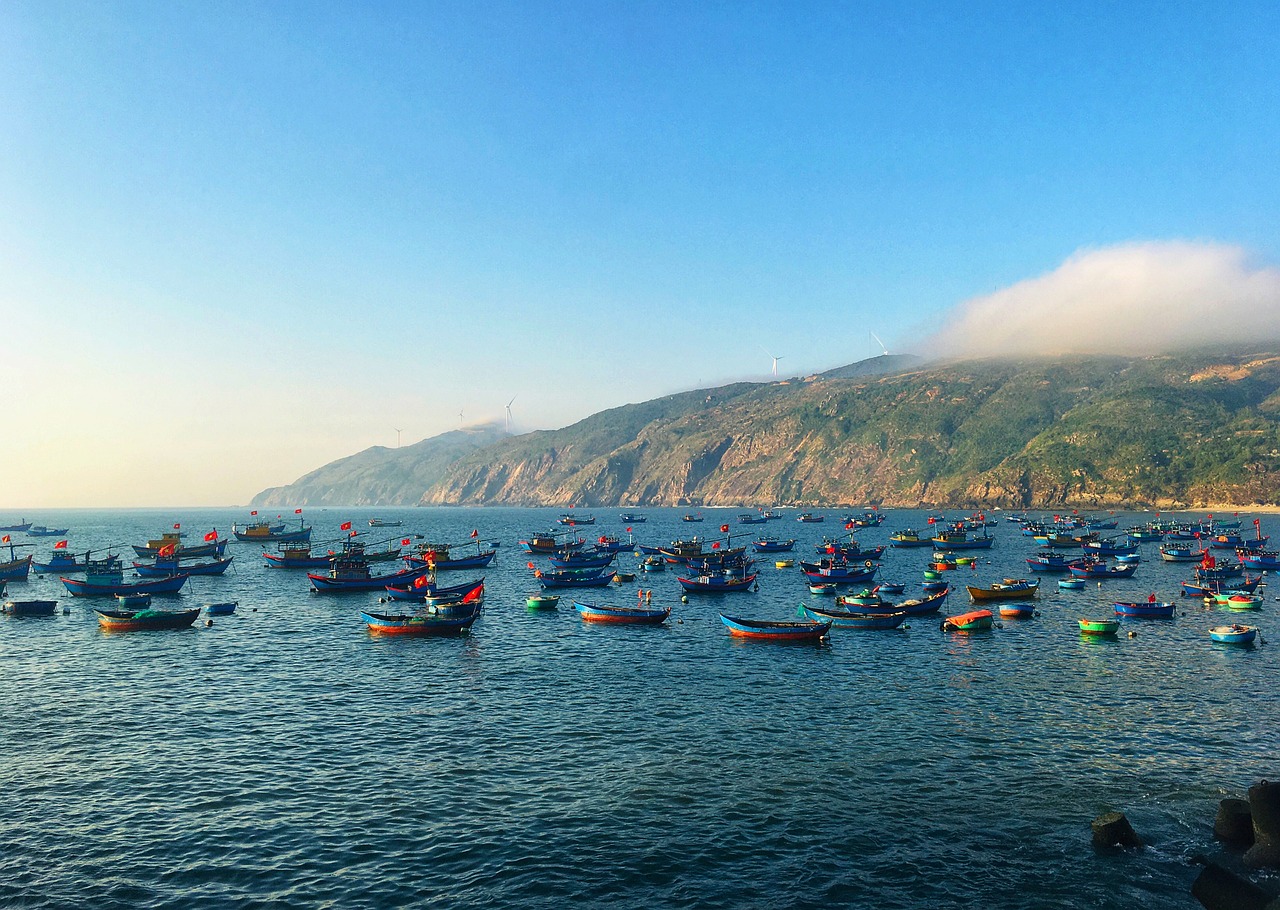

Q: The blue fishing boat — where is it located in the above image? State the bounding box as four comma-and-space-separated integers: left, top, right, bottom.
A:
308, 559, 432, 593
1209, 624, 1258, 645
720, 614, 830, 640
63, 571, 190, 597
519, 532, 584, 554
558, 513, 596, 526
545, 550, 617, 570
33, 551, 121, 574
800, 559, 877, 585
362, 603, 482, 635
2, 599, 57, 617
0, 520, 31, 532
932, 526, 994, 550
535, 568, 616, 590
1067, 561, 1138, 579
233, 519, 311, 543
1114, 600, 1175, 618
205, 602, 238, 616
132, 532, 229, 559
1025, 551, 1081, 572
797, 604, 906, 629
95, 606, 200, 631
889, 529, 935, 548
575, 601, 670, 624
875, 582, 906, 595
25, 526, 69, 537
796, 513, 825, 523
384, 576, 485, 604
1160, 544, 1205, 562
751, 538, 795, 553
676, 572, 758, 593
1059, 578, 1086, 590
0, 554, 33, 581
1081, 538, 1139, 557
618, 513, 647, 523
132, 556, 235, 577
1237, 549, 1280, 570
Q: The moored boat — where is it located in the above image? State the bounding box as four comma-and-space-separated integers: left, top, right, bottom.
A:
941, 609, 993, 631
966, 579, 1039, 601
526, 594, 560, 610
889, 529, 934, 547
720, 613, 830, 640
1058, 578, 1086, 590
308, 559, 432, 593
63, 572, 190, 597
1, 599, 57, 617
362, 604, 482, 635
999, 603, 1035, 619
575, 600, 670, 624
1209, 624, 1258, 645
676, 572, 758, 593
205, 601, 238, 615
1079, 618, 1120, 636
232, 519, 311, 543
1113, 600, 1175, 618
797, 604, 906, 630
95, 606, 200, 631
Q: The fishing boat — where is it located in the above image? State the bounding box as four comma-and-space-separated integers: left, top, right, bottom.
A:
751, 538, 795, 553
796, 513, 825, 523
62, 571, 190, 597
965, 579, 1039, 601
1, 599, 57, 617
1067, 561, 1138, 580
384, 576, 485, 604
1079, 618, 1120, 636
720, 614, 830, 640
941, 609, 993, 631
518, 532, 584, 554
1181, 575, 1262, 598
232, 519, 311, 543
640, 555, 665, 572
1059, 578, 1086, 590
558, 513, 596, 526
797, 604, 906, 630
575, 601, 670, 624
931, 527, 994, 550
132, 532, 229, 559
808, 582, 836, 595
25, 526, 69, 537
681, 513, 704, 523
1113, 600, 1176, 618
999, 603, 1035, 619
1209, 624, 1259, 645
836, 588, 885, 608
534, 567, 616, 590
367, 518, 402, 527
545, 550, 617, 570
1237, 549, 1280, 570
1160, 544, 1207, 562
894, 589, 951, 614
0, 553, 33, 581
405, 544, 497, 570
676, 572, 758, 593
800, 559, 878, 585
618, 513, 647, 523
132, 555, 235, 577
1081, 538, 1139, 557
889, 529, 934, 547
738, 512, 769, 524
33, 550, 121, 574
876, 582, 906, 595
1025, 551, 1082, 572
205, 602, 238, 616
117, 592, 152, 609
0, 520, 32, 532
1223, 593, 1264, 611
361, 603, 482, 636
774, 558, 795, 569
308, 559, 432, 593
95, 606, 200, 631
526, 594, 560, 610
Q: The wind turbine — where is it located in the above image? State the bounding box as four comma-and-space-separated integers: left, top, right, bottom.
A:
458, 409, 465, 428
394, 427, 403, 448
870, 331, 890, 356
505, 395, 517, 434
760, 345, 784, 378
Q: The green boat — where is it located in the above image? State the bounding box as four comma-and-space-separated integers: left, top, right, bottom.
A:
526, 594, 560, 610
1079, 618, 1120, 636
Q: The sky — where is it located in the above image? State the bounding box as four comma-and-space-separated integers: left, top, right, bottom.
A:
2, 1, 1279, 507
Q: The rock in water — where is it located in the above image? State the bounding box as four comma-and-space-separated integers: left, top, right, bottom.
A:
1216, 798, 1255, 848
1091, 811, 1143, 849
1245, 780, 1280, 867
1190, 859, 1274, 910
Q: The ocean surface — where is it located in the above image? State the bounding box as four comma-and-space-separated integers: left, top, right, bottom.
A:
2, 506, 1279, 909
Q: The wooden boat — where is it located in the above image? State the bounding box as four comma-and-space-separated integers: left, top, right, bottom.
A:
558, 513, 596, 526
526, 594, 560, 610
117, 592, 152, 609
618, 513, 647, 523
1067, 561, 1138, 579
1209, 624, 1258, 644
367, 518, 402, 527
33, 551, 121, 574
720, 614, 830, 640
808, 582, 836, 595
1025, 551, 1082, 573
1160, 544, 1206, 562
931, 528, 994, 550
518, 532, 583, 554
575, 601, 670, 624
1223, 593, 1264, 611
405, 547, 497, 570
836, 588, 884, 608
95, 607, 200, 631
894, 588, 951, 615
677, 572, 758, 593
796, 513, 825, 523
920, 579, 951, 592
640, 556, 666, 572
941, 609, 993, 631
1058, 578, 1086, 590
2, 599, 57, 616
308, 559, 432, 592
133, 555, 234, 577
751, 538, 795, 553
232, 520, 311, 543
1237, 549, 1280, 570
385, 576, 485, 603
999, 603, 1035, 619
889, 529, 935, 547
966, 579, 1039, 601
1082, 538, 1139, 557
681, 513, 704, 523
534, 567, 616, 590
1182, 575, 1262, 597
612, 571, 637, 583
1113, 601, 1175, 618
546, 550, 616, 570
0, 554, 33, 581
774, 559, 795, 569
738, 513, 768, 524
362, 604, 482, 635
132, 532, 229, 559
798, 604, 906, 630
1079, 618, 1120, 636
62, 572, 190, 597
205, 601, 238, 615
800, 560, 877, 585
876, 582, 906, 595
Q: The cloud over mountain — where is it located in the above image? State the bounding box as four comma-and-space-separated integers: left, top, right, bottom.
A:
923, 241, 1280, 358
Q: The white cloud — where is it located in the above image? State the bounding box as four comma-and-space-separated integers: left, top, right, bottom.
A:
922, 241, 1280, 358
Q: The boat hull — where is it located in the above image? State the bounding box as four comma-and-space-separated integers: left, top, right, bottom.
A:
575, 601, 670, 624
362, 607, 481, 635
720, 614, 830, 640
95, 607, 200, 631
63, 574, 190, 597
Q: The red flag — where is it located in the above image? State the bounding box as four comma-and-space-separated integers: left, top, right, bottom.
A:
527, 562, 535, 569
295, 508, 303, 514
626, 527, 632, 533
159, 543, 176, 557
1, 535, 8, 543
462, 586, 483, 604
173, 523, 181, 530
414, 574, 429, 588
599, 536, 608, 543
711, 541, 721, 549
250, 510, 258, 516
204, 530, 218, 542
340, 521, 352, 531
470, 529, 479, 538
1207, 513, 1213, 520
927, 517, 936, 525
401, 538, 410, 546
349, 530, 357, 537
826, 545, 836, 554
845, 521, 854, 530
54, 539, 68, 549
720, 524, 729, 533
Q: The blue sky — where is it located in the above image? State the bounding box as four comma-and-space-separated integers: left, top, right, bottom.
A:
2, 2, 1278, 506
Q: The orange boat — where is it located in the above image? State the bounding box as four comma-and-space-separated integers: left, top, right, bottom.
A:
941, 609, 993, 631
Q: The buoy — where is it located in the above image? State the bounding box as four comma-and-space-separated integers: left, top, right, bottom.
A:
681, 595, 688, 603
205, 619, 213, 627
1128, 630, 1137, 638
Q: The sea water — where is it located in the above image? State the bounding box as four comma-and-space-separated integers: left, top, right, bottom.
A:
2, 507, 1278, 908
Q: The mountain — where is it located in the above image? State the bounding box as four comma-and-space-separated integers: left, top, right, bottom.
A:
253, 349, 1280, 509
250, 424, 507, 508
